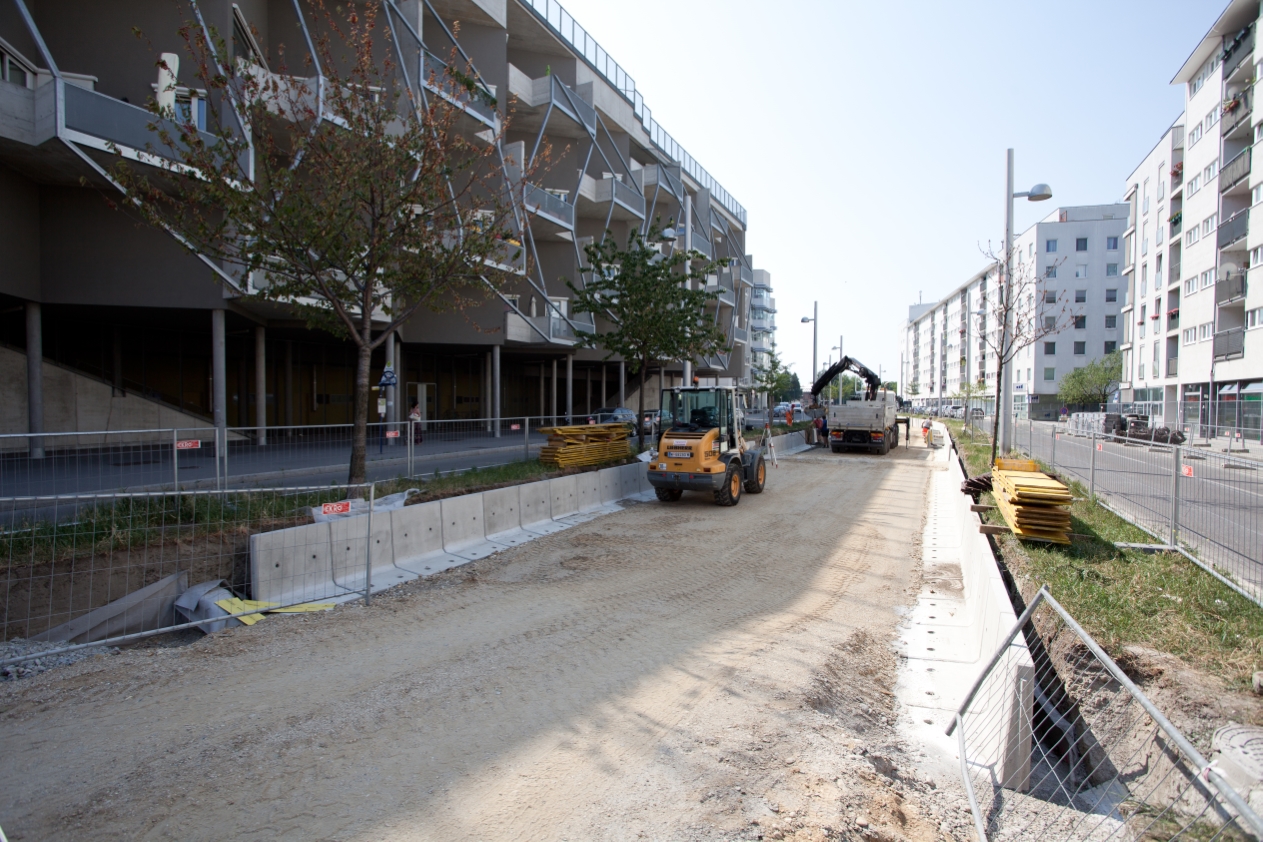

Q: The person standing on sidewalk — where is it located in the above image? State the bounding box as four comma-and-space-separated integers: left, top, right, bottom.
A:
409, 399, 423, 444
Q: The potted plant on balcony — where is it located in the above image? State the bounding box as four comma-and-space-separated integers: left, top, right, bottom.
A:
1223, 95, 1242, 116
1171, 161, 1184, 178
1169, 211, 1182, 226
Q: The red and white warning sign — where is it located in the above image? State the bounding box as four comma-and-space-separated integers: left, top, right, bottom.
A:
175, 439, 201, 450
510, 424, 521, 431
321, 501, 352, 515
1096, 443, 1103, 451
1182, 465, 1194, 478
385, 430, 400, 438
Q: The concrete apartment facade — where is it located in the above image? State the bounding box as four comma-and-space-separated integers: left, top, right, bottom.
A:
1118, 0, 1262, 437
900, 205, 1127, 419
0, 0, 761, 439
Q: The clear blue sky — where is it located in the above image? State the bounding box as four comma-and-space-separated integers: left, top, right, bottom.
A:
560, 0, 1223, 387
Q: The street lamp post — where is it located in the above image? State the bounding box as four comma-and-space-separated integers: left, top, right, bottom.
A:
801, 301, 817, 394
999, 149, 1052, 456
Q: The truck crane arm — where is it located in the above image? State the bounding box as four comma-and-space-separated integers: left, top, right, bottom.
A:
809, 356, 882, 403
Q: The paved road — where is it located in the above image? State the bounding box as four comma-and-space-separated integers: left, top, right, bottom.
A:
0, 442, 970, 841
1015, 421, 1263, 602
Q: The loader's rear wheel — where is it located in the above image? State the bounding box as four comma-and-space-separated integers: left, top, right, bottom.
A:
655, 488, 683, 502
744, 455, 766, 494
714, 462, 742, 506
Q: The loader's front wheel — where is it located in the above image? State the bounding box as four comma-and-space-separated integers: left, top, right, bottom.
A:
714, 462, 743, 506
744, 455, 766, 494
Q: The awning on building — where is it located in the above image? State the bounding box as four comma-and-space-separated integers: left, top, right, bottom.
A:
1219, 383, 1239, 396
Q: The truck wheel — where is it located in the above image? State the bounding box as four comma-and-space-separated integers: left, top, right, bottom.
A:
881, 436, 891, 455
892, 425, 900, 447
714, 462, 742, 506
655, 488, 683, 502
831, 445, 842, 454
744, 455, 766, 494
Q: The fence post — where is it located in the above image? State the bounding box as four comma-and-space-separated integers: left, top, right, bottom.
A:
407, 420, 413, 477
1170, 444, 1181, 549
172, 428, 179, 491
1089, 430, 1097, 501
364, 482, 375, 606
215, 426, 222, 491
1050, 426, 1056, 472
524, 416, 530, 462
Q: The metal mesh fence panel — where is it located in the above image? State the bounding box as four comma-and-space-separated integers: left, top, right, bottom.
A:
952, 588, 1263, 841
0, 483, 377, 647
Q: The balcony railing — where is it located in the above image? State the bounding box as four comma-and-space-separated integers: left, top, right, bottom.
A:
1222, 24, 1255, 76
523, 182, 575, 228
422, 51, 497, 127
1213, 327, 1245, 360
740, 263, 753, 285
1222, 87, 1253, 136
1217, 209, 1249, 249
687, 231, 713, 260
1216, 271, 1247, 304
1167, 357, 1178, 377
609, 176, 645, 218
1170, 258, 1181, 285
1220, 146, 1252, 192
732, 326, 748, 344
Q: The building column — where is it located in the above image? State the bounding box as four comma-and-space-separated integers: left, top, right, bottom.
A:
551, 358, 558, 425
484, 350, 493, 431
585, 366, 591, 414
619, 360, 626, 408
255, 325, 267, 445
492, 344, 501, 437
284, 341, 294, 430
538, 363, 545, 420
212, 309, 227, 434
566, 354, 573, 424
25, 302, 43, 459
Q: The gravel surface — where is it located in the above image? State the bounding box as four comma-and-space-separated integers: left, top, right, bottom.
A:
0, 640, 118, 681
0, 439, 970, 841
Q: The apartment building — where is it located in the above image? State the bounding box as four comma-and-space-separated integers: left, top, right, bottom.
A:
1118, 0, 1262, 436
0, 0, 760, 438
900, 205, 1127, 419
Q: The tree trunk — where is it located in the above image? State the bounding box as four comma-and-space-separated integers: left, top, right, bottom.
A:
636, 354, 648, 452
990, 358, 1003, 466
349, 337, 373, 485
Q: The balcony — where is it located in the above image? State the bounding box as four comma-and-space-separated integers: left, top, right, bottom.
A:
1214, 327, 1245, 360
1220, 146, 1252, 193
1169, 211, 1182, 237
750, 316, 774, 332
1222, 24, 1255, 78
1222, 87, 1253, 138
523, 182, 575, 229
751, 337, 772, 354
686, 230, 714, 260
1167, 357, 1178, 377
740, 263, 753, 286
1217, 209, 1249, 250
636, 164, 683, 201
593, 175, 644, 220
422, 51, 497, 128
1216, 271, 1247, 304
1170, 257, 1181, 286
732, 327, 748, 344
504, 312, 579, 345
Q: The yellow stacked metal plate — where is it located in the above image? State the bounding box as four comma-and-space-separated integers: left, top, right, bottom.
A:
991, 467, 1073, 544
538, 424, 632, 468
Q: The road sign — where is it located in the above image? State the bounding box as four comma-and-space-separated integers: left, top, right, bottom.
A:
176, 439, 201, 450
1182, 465, 1194, 478
385, 430, 400, 438
321, 501, 351, 515
378, 363, 398, 388
378, 398, 387, 416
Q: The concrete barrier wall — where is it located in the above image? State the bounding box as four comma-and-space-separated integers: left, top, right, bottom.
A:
252, 461, 654, 606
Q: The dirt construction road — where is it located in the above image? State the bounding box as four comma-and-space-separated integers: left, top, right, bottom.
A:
0, 440, 972, 841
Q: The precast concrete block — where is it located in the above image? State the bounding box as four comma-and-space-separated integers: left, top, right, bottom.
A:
329, 510, 395, 593
251, 521, 335, 605
391, 501, 465, 576
441, 493, 499, 561
575, 471, 601, 512
598, 466, 622, 504
549, 475, 579, 518
618, 463, 641, 500
520, 479, 568, 535
484, 485, 533, 547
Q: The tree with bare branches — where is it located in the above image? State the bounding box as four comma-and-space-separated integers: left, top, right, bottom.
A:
109, 3, 522, 483
978, 245, 1069, 463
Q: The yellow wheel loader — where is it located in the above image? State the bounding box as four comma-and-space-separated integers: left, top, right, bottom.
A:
646, 386, 767, 506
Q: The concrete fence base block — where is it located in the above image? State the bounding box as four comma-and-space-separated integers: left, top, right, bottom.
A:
598, 466, 623, 504
575, 472, 602, 512
328, 510, 395, 593
549, 475, 580, 519
618, 463, 643, 500
33, 571, 188, 644
441, 493, 499, 561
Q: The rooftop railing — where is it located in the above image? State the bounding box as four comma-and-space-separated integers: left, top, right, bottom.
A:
518, 0, 746, 226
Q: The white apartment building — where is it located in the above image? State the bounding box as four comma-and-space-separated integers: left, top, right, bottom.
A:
901, 205, 1128, 419
1119, 0, 1262, 437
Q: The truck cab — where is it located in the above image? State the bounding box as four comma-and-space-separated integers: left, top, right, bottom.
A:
646, 387, 766, 505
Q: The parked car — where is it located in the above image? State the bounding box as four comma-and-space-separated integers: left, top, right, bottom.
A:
642, 409, 672, 436
970, 407, 985, 418
586, 407, 637, 430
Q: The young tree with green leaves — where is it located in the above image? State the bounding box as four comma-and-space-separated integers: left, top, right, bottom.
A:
1058, 352, 1122, 409
111, 4, 520, 483
753, 348, 792, 423
567, 223, 726, 450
